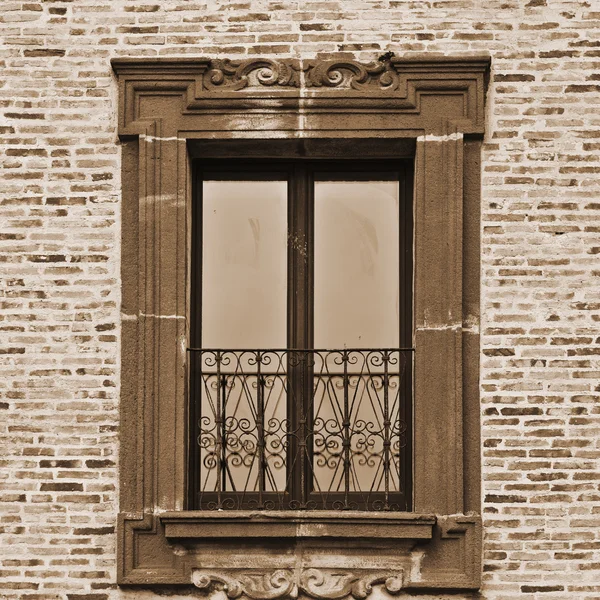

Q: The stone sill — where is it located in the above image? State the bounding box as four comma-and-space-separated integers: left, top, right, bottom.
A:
160, 510, 436, 540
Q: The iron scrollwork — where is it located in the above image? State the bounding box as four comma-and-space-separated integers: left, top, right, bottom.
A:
188, 348, 413, 511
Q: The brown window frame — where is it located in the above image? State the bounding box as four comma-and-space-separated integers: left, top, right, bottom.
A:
189, 159, 414, 512
112, 56, 490, 593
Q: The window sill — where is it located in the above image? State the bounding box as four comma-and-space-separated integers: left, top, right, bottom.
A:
160, 510, 436, 540
119, 510, 480, 590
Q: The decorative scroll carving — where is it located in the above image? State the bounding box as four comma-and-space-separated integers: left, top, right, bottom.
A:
304, 60, 399, 91
193, 571, 244, 598
205, 59, 302, 91
193, 570, 296, 600
202, 59, 400, 93
299, 569, 403, 599
192, 569, 404, 600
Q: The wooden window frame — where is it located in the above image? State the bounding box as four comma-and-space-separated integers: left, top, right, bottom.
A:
112, 56, 490, 594
189, 159, 413, 512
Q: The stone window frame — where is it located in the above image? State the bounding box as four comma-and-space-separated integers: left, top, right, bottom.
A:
112, 55, 490, 594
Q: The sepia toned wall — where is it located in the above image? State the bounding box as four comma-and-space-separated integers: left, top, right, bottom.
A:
1, 1, 599, 599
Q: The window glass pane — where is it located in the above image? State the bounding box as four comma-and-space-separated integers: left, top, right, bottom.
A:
200, 181, 288, 494
313, 180, 401, 495
314, 180, 400, 349
201, 180, 287, 349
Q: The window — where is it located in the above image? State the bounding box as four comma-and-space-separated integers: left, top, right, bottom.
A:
188, 160, 413, 511
112, 55, 489, 591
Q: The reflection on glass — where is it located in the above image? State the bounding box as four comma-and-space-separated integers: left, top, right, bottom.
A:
202, 180, 287, 349
314, 180, 400, 349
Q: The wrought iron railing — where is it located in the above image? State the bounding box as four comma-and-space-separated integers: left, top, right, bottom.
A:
188, 348, 413, 511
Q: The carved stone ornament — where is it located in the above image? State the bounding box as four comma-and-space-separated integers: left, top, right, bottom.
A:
206, 59, 302, 91
304, 60, 399, 91
203, 58, 400, 92
191, 568, 404, 600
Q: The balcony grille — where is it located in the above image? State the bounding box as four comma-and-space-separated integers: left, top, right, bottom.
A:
188, 348, 413, 511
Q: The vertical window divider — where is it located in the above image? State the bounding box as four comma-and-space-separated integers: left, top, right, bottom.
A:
287, 163, 314, 507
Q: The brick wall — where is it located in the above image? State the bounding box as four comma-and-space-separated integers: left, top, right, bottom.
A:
1, 1, 599, 599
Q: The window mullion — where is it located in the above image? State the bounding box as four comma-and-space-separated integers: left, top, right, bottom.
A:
287, 164, 313, 506
287, 163, 313, 351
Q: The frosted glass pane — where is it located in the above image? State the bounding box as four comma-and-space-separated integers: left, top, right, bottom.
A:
202, 181, 287, 348
314, 181, 400, 348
